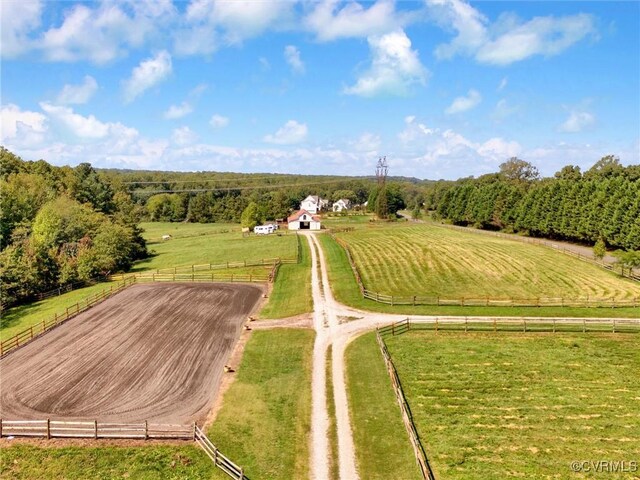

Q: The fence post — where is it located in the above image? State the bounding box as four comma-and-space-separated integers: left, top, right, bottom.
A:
523, 319, 527, 333
493, 318, 497, 332
553, 318, 556, 333
214, 447, 219, 465
435, 318, 438, 333
583, 319, 586, 333
464, 317, 468, 333
0, 419, 2, 437
144, 420, 148, 440
413, 295, 416, 306
391, 295, 394, 306
193, 422, 196, 440
47, 418, 51, 439
30, 326, 34, 341
613, 318, 616, 334
239, 467, 244, 479
94, 420, 98, 439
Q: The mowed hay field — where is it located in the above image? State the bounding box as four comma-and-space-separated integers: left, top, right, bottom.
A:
384, 331, 640, 480
335, 224, 640, 301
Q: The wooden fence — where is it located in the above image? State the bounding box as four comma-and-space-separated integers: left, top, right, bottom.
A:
375, 328, 435, 480
0, 276, 136, 358
195, 425, 248, 480
0, 419, 194, 440
378, 316, 640, 335
1, 421, 248, 480
329, 233, 640, 309
437, 223, 640, 282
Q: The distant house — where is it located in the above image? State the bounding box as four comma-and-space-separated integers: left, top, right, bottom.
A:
332, 199, 352, 212
300, 195, 329, 214
288, 209, 321, 230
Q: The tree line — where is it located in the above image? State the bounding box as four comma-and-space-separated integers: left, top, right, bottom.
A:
0, 148, 147, 307
425, 156, 640, 251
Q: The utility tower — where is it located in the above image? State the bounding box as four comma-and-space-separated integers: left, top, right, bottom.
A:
375, 156, 388, 219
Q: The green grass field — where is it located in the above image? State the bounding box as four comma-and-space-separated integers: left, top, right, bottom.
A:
136, 222, 298, 272
318, 233, 640, 318
207, 329, 314, 480
0, 444, 228, 480
345, 333, 422, 480
260, 236, 312, 319
334, 224, 640, 301
384, 331, 640, 480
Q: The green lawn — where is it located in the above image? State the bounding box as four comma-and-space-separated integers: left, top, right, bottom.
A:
334, 223, 640, 301
345, 333, 422, 480
135, 222, 298, 272
318, 232, 640, 318
0, 281, 120, 340
259, 235, 312, 319
0, 444, 227, 480
207, 329, 314, 480
384, 331, 640, 480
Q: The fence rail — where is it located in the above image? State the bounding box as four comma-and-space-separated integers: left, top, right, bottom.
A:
362, 289, 639, 308
195, 426, 248, 480
0, 276, 137, 358
376, 327, 435, 480
329, 232, 640, 309
134, 257, 295, 276
378, 317, 640, 335
0, 419, 194, 440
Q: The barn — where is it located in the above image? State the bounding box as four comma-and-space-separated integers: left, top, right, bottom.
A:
287, 209, 321, 230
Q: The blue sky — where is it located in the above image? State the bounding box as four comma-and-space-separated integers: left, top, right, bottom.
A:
1, 0, 638, 180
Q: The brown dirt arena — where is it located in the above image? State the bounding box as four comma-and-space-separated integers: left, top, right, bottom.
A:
0, 282, 263, 424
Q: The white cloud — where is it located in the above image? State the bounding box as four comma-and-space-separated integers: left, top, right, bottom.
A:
491, 99, 518, 122
56, 75, 98, 105
0, 104, 48, 148
210, 114, 230, 129
559, 110, 595, 133
0, 0, 42, 58
351, 132, 381, 152
175, 0, 294, 55
498, 77, 508, 91
428, 0, 596, 65
164, 102, 193, 120
263, 120, 308, 145
398, 115, 435, 144
172, 126, 198, 146
284, 45, 305, 74
428, 0, 488, 60
344, 30, 428, 97
123, 51, 172, 103
477, 137, 521, 159
445, 89, 481, 114
40, 102, 137, 140
40, 1, 176, 64
305, 0, 406, 42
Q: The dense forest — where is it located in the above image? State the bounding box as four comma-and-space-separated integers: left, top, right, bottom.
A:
425, 156, 640, 251
0, 148, 148, 306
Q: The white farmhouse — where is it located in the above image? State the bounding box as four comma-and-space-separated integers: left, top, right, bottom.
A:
287, 209, 321, 230
332, 199, 352, 212
300, 195, 329, 214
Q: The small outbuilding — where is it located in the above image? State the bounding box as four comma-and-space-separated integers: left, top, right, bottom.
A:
287, 209, 321, 230
332, 199, 352, 212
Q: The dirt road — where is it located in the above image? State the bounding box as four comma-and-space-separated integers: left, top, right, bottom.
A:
0, 283, 263, 424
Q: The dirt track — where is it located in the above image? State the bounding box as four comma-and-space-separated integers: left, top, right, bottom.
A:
0, 283, 263, 424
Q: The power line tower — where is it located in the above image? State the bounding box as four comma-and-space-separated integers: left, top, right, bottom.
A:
375, 156, 388, 219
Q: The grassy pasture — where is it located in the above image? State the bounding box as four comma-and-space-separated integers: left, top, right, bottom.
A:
334, 223, 640, 301
346, 333, 423, 480
260, 235, 312, 319
0, 444, 228, 479
318, 233, 640, 317
384, 331, 640, 480
136, 222, 298, 272
207, 329, 314, 480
